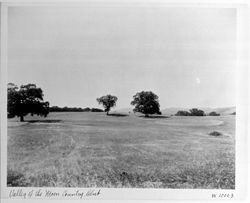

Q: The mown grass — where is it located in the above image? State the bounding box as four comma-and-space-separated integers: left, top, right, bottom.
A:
7, 112, 235, 188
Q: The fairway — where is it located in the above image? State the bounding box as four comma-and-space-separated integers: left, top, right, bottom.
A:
7, 112, 235, 188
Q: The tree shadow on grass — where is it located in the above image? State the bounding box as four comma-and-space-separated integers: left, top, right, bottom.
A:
27, 119, 62, 123
138, 115, 169, 119
107, 113, 129, 117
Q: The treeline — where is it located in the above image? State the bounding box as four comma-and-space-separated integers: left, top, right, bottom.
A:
8, 82, 231, 122
49, 106, 104, 112
175, 108, 220, 116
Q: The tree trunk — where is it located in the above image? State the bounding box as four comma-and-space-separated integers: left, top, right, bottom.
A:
106, 111, 109, 115
20, 115, 24, 122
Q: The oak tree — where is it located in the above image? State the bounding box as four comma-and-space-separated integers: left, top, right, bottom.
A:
131, 91, 161, 117
8, 83, 50, 122
96, 94, 118, 115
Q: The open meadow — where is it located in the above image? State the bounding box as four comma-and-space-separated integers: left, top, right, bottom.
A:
7, 112, 235, 189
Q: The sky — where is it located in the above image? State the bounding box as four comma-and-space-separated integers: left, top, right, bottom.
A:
8, 6, 236, 109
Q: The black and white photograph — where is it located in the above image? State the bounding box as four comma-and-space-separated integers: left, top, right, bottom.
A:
0, 0, 249, 201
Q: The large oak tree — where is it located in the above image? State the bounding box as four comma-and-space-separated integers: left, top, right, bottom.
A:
8, 83, 50, 122
131, 91, 161, 117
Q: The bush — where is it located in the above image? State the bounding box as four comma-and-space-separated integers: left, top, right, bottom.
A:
209, 131, 223, 136
82, 107, 91, 112
49, 106, 89, 112
175, 109, 205, 116
175, 111, 191, 116
208, 112, 220, 116
91, 108, 104, 112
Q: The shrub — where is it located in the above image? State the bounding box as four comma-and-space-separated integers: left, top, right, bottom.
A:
175, 109, 205, 116
82, 107, 91, 112
209, 131, 223, 136
91, 108, 104, 112
175, 111, 191, 116
208, 112, 220, 116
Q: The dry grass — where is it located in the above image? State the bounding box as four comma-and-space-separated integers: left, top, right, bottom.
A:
8, 160, 234, 188
8, 113, 235, 188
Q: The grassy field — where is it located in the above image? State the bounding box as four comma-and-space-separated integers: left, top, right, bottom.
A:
7, 112, 235, 188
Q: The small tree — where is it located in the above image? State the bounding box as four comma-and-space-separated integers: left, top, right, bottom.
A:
8, 83, 50, 122
131, 91, 161, 117
96, 94, 118, 115
189, 108, 205, 116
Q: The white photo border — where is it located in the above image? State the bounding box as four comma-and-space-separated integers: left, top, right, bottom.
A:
1, 0, 249, 202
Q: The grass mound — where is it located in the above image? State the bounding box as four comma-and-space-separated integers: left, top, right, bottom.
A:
209, 131, 223, 136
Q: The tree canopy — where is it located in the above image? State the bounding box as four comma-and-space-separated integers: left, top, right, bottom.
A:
8, 83, 50, 121
131, 91, 161, 117
96, 94, 118, 115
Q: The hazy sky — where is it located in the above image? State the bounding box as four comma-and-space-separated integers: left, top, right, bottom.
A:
8, 6, 236, 109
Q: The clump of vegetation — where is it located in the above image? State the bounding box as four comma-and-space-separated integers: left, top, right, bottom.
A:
131, 91, 161, 117
189, 108, 205, 116
175, 108, 205, 116
96, 94, 118, 115
50, 106, 88, 112
91, 108, 104, 112
49, 106, 104, 112
208, 111, 220, 116
7, 169, 29, 187
209, 131, 223, 136
175, 110, 191, 116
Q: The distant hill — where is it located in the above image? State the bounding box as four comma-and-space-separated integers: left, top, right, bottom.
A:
116, 106, 236, 116
115, 108, 133, 113
211, 107, 236, 115
161, 108, 189, 116
162, 106, 236, 116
